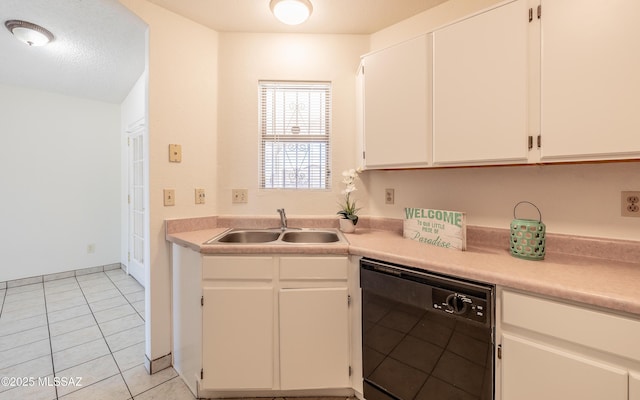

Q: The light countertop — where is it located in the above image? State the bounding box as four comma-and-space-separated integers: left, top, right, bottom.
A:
166, 217, 640, 317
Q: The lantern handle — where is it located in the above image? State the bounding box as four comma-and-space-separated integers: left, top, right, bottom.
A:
513, 201, 542, 222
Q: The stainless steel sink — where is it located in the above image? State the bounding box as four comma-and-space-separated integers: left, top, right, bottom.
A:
205, 229, 281, 244
281, 231, 340, 243
204, 228, 345, 245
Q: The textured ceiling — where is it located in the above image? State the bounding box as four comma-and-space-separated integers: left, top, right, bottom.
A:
0, 0, 146, 103
0, 0, 448, 103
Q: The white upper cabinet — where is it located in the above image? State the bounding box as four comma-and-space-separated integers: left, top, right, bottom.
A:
540, 0, 640, 161
362, 34, 432, 169
433, 0, 530, 166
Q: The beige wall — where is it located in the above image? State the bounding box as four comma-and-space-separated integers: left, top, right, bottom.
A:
120, 0, 218, 363
216, 33, 369, 216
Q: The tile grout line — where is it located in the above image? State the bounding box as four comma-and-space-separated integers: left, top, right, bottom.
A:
0, 288, 6, 320
104, 270, 145, 322
73, 271, 136, 400
102, 270, 146, 399
42, 281, 60, 400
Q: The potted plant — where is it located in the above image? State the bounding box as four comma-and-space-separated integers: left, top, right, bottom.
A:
337, 167, 362, 233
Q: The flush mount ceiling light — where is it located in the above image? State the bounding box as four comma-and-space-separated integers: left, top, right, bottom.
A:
270, 0, 313, 25
4, 20, 54, 46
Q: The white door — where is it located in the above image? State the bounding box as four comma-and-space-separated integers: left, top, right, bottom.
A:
631, 371, 640, 400
363, 34, 431, 168
279, 287, 350, 390
540, 0, 640, 161
127, 121, 145, 285
432, 0, 529, 165
501, 334, 628, 400
202, 287, 274, 390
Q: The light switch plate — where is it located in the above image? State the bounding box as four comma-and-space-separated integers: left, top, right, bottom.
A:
195, 188, 205, 204
169, 144, 182, 163
164, 189, 175, 206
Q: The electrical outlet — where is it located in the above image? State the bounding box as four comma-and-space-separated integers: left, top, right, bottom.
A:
621, 191, 640, 217
195, 188, 205, 204
164, 189, 175, 206
385, 188, 395, 205
232, 189, 248, 204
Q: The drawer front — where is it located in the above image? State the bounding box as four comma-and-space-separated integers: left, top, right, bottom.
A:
280, 257, 348, 280
203, 256, 273, 280
502, 289, 640, 362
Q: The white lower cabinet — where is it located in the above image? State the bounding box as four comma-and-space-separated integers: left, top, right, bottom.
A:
498, 288, 640, 400
202, 287, 274, 390
198, 254, 351, 395
502, 334, 627, 400
631, 371, 640, 400
279, 287, 350, 389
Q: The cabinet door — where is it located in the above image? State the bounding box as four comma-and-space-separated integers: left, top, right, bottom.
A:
631, 371, 640, 400
501, 334, 628, 400
202, 287, 273, 390
433, 0, 529, 166
279, 287, 350, 389
363, 34, 431, 168
540, 0, 640, 161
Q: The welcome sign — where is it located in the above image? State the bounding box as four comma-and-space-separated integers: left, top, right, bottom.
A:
403, 207, 467, 251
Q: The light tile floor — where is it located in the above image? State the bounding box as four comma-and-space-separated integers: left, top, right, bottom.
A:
0, 269, 195, 400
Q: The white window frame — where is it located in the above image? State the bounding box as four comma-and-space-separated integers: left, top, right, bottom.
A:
259, 81, 331, 190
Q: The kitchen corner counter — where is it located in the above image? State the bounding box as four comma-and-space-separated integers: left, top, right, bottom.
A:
165, 216, 640, 317
344, 228, 640, 316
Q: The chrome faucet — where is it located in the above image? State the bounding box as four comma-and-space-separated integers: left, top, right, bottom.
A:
277, 208, 287, 231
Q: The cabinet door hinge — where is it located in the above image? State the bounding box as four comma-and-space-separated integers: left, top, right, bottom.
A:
528, 135, 533, 150
201, 296, 204, 307
537, 5, 542, 19
362, 151, 366, 160
528, 7, 533, 22
361, 65, 364, 75
349, 366, 352, 376
201, 368, 204, 379
347, 295, 352, 306
537, 134, 542, 149
497, 344, 503, 360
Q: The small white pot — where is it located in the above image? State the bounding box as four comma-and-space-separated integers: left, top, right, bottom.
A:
339, 218, 356, 233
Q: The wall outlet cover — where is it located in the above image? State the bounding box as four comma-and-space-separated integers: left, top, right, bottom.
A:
232, 189, 248, 204
169, 144, 182, 163
621, 191, 640, 217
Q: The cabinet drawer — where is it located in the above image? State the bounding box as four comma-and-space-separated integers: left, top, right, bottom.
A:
203, 256, 273, 280
280, 257, 348, 280
502, 290, 640, 362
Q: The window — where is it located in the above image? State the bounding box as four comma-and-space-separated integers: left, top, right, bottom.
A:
259, 81, 331, 189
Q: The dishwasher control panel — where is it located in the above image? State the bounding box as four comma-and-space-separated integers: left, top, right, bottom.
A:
432, 287, 487, 324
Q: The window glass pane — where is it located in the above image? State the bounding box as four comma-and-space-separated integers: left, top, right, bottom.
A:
263, 141, 328, 189
260, 81, 331, 189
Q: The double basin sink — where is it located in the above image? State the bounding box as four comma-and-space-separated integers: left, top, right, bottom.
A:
204, 228, 346, 245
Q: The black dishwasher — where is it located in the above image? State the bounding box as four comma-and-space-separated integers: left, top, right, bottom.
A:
361, 258, 494, 400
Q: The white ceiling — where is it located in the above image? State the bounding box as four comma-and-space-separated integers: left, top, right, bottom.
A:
0, 0, 448, 103
147, 0, 449, 34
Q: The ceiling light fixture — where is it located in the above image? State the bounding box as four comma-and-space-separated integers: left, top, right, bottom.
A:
270, 0, 313, 25
4, 20, 54, 47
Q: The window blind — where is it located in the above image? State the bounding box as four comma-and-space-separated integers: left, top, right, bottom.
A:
259, 81, 331, 189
